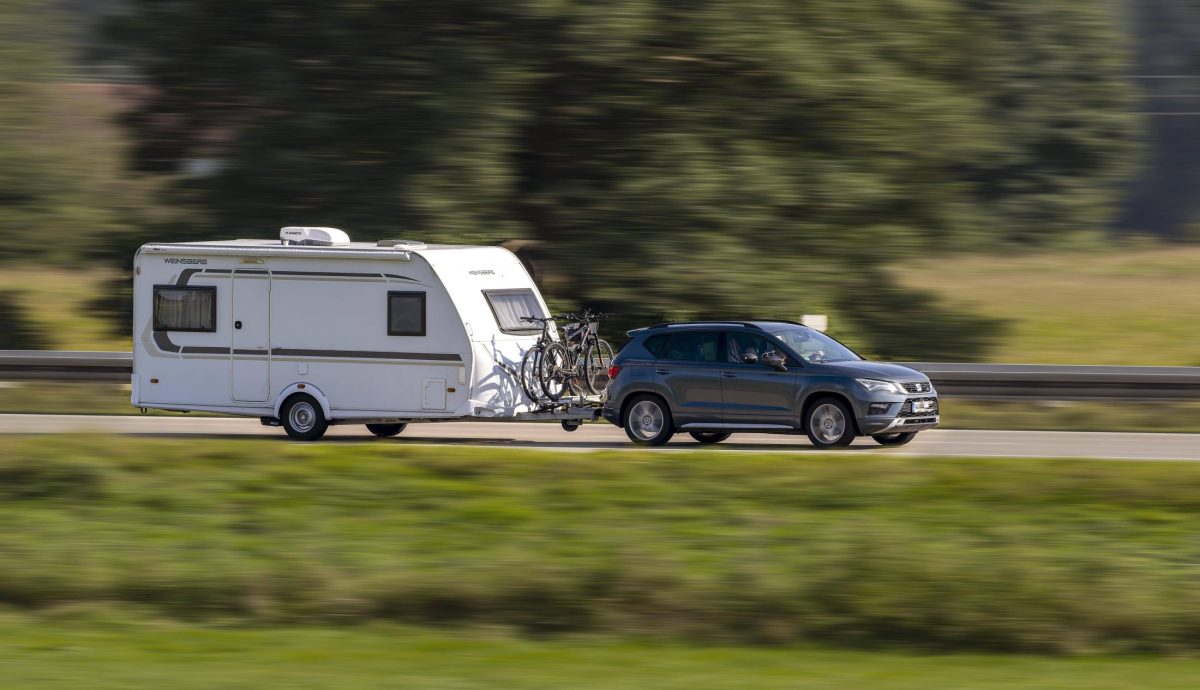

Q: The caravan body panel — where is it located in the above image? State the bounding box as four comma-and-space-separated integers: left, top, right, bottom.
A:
131, 239, 549, 421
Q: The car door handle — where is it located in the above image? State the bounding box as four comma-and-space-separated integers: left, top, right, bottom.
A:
721, 372, 737, 378
655, 369, 671, 375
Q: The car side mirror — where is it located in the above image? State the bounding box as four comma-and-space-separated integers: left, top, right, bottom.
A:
762, 351, 787, 371
741, 352, 759, 364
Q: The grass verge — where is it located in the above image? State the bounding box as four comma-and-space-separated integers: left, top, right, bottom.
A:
2, 610, 1199, 690
897, 245, 1200, 366
3, 437, 1200, 654
0, 382, 194, 416
0, 266, 128, 352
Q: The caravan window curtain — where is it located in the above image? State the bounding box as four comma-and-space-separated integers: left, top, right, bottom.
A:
484, 289, 544, 334
153, 286, 216, 332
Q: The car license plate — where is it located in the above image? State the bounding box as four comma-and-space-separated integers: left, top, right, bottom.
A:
912, 400, 936, 413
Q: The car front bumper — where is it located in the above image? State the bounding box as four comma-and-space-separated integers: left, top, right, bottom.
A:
855, 394, 940, 436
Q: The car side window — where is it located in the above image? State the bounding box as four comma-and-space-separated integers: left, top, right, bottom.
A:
666, 332, 719, 363
726, 332, 783, 364
643, 334, 669, 358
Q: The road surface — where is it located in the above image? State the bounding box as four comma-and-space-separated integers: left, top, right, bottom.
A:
0, 414, 1197, 460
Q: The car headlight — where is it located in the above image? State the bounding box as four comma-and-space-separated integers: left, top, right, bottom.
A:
856, 378, 903, 395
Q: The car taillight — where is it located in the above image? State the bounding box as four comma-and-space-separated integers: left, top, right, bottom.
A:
608, 365, 621, 380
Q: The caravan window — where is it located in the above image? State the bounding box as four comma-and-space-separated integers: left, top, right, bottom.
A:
484, 289, 545, 334
153, 285, 216, 332
388, 292, 427, 336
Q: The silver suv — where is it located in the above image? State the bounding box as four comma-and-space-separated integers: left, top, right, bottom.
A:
601, 321, 939, 448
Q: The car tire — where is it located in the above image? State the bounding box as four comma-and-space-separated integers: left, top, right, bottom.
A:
805, 397, 856, 449
366, 423, 407, 438
623, 395, 675, 446
872, 431, 916, 446
281, 394, 329, 441
689, 431, 731, 444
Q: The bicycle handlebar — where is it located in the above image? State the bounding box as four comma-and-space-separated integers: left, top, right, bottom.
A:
553, 310, 614, 321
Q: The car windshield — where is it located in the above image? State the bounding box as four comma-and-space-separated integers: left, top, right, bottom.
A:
767, 324, 862, 363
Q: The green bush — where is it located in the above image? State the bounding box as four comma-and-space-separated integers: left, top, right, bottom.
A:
0, 290, 46, 349
2, 437, 1200, 654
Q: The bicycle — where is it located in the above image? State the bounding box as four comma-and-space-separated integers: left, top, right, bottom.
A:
537, 309, 615, 400
518, 315, 567, 403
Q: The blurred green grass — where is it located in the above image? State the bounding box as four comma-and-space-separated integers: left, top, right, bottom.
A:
897, 245, 1200, 366
4, 437, 1200, 654
2, 610, 1198, 690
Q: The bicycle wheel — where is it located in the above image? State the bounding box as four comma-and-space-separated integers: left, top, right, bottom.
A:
568, 345, 588, 396
538, 342, 572, 402
520, 345, 545, 402
584, 339, 616, 395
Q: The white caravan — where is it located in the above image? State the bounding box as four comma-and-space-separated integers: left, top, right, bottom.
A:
132, 227, 578, 440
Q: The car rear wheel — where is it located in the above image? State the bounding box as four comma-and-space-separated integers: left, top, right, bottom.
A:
281, 394, 328, 442
805, 397, 856, 449
872, 431, 916, 446
689, 431, 731, 444
623, 395, 674, 446
366, 423, 407, 438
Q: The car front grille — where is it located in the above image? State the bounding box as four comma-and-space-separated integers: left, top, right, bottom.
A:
902, 381, 932, 394
899, 397, 939, 417
904, 417, 938, 425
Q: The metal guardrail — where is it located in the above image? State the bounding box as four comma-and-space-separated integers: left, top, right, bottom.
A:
901, 362, 1200, 401
0, 351, 133, 383
1, 351, 1199, 401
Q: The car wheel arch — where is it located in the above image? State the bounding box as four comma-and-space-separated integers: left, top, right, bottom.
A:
619, 389, 672, 428
800, 390, 861, 436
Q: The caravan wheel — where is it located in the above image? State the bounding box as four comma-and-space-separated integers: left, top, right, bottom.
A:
366, 423, 407, 437
281, 394, 329, 441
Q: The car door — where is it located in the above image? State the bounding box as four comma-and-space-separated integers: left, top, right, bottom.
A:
720, 331, 799, 427
653, 330, 723, 426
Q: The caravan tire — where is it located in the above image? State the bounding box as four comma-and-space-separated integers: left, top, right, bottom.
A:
281, 394, 329, 441
366, 423, 407, 438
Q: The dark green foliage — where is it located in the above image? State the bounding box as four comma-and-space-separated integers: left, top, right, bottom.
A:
836, 270, 1009, 361
0, 291, 47, 349
0, 455, 102, 500
0, 1, 164, 263
97, 0, 1140, 347
3, 437, 1200, 653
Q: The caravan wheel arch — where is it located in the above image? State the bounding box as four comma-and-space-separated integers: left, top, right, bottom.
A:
274, 383, 332, 421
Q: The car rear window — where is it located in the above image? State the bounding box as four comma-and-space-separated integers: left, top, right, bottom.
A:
666, 332, 719, 362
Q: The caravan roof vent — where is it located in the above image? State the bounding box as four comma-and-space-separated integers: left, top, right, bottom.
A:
376, 239, 426, 249
280, 227, 351, 246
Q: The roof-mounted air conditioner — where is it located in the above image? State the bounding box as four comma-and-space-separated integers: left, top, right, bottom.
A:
280, 227, 351, 246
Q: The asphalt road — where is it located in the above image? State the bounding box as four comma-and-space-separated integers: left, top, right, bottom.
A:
1, 414, 1197, 460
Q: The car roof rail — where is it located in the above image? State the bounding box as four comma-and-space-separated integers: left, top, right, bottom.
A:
643, 320, 767, 330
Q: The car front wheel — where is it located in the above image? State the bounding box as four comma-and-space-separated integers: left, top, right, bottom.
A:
623, 395, 675, 446
805, 397, 856, 449
872, 431, 916, 446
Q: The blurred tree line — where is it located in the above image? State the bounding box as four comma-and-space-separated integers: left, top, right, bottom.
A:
6, 1, 1142, 357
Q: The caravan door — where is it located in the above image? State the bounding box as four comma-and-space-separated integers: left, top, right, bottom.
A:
231, 269, 271, 402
